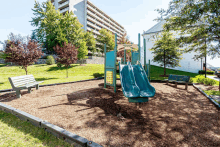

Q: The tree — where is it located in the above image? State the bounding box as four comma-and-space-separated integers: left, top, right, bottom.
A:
156, 0, 220, 59
53, 42, 78, 78
83, 30, 96, 54
117, 32, 132, 62
150, 31, 182, 76
31, 1, 67, 54
77, 40, 88, 65
96, 29, 115, 54
4, 38, 43, 75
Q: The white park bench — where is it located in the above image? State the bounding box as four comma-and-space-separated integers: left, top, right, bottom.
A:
8, 75, 44, 98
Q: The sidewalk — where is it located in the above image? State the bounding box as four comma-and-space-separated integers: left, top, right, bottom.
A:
207, 76, 220, 81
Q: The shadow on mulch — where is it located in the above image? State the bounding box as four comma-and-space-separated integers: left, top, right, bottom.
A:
44, 83, 220, 146
2, 82, 220, 147
0, 91, 30, 102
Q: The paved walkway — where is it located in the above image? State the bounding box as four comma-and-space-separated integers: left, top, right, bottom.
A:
207, 76, 220, 81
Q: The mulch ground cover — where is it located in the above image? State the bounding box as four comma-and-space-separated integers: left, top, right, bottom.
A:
0, 80, 220, 147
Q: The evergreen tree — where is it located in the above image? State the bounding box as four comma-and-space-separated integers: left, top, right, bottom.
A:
150, 31, 183, 76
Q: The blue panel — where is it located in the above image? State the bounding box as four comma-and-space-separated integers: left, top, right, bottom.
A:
131, 52, 139, 65
106, 51, 115, 68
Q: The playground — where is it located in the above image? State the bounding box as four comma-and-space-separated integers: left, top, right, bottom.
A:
0, 33, 219, 147
0, 79, 220, 146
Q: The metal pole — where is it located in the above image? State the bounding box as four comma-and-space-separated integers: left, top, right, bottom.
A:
149, 60, 151, 81
104, 44, 107, 88
124, 47, 126, 64
205, 40, 207, 78
114, 34, 117, 93
138, 33, 141, 61
144, 38, 146, 71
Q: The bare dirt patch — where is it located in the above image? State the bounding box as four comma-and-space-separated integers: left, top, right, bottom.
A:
1, 80, 220, 147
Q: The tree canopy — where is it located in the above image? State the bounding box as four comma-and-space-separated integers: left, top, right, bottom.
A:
155, 0, 220, 59
96, 29, 115, 54
150, 30, 183, 76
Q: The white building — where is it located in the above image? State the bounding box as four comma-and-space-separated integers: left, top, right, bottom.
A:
51, 0, 125, 42
141, 20, 204, 73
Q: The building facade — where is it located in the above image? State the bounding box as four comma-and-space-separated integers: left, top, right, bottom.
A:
51, 0, 125, 42
141, 20, 204, 73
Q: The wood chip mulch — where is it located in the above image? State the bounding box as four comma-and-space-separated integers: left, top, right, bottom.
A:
0, 80, 220, 147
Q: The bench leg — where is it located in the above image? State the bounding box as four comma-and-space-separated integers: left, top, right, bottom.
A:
185, 83, 188, 90
175, 82, 177, 88
36, 84, 39, 90
28, 87, 31, 93
16, 90, 21, 98
166, 81, 168, 85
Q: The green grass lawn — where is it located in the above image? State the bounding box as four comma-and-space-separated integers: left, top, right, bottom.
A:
0, 110, 74, 147
0, 64, 104, 90
1, 63, 217, 90
204, 90, 220, 96
149, 65, 198, 80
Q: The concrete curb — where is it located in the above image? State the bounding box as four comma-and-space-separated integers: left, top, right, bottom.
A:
193, 84, 220, 109
0, 77, 104, 93
0, 103, 103, 147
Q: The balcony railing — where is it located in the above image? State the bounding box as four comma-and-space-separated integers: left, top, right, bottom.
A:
87, 21, 100, 30
59, 0, 69, 8
60, 7, 69, 13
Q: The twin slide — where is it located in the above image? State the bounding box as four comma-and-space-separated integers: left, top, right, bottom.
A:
119, 62, 156, 103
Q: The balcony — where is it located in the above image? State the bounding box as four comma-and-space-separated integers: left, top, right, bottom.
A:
59, 0, 69, 9
87, 21, 100, 30
58, 0, 65, 3
87, 10, 97, 20
87, 4, 96, 13
60, 7, 69, 14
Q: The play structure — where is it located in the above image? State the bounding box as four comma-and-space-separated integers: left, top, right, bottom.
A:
104, 33, 156, 103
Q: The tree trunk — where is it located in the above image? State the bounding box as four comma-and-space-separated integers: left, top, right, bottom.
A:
24, 67, 28, 75
66, 66, 68, 78
164, 50, 166, 76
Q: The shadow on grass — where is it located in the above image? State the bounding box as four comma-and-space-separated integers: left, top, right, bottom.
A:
35, 64, 48, 67
92, 73, 104, 78
0, 64, 6, 68
35, 77, 58, 81
47, 65, 79, 72
0, 111, 73, 147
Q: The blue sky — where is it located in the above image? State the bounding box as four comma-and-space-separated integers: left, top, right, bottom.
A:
0, 0, 219, 66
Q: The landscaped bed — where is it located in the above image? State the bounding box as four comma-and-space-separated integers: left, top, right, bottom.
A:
0, 80, 220, 147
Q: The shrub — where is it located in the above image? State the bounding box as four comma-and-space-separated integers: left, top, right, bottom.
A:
204, 78, 216, 86
46, 55, 55, 65
196, 76, 205, 84
57, 62, 63, 68
198, 70, 215, 75
189, 78, 193, 83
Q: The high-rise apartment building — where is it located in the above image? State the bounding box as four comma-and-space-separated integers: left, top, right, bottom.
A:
51, 0, 125, 42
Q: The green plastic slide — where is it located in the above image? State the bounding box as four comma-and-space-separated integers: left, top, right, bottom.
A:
119, 61, 156, 103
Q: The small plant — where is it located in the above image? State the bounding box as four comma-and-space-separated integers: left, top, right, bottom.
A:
196, 76, 205, 84
57, 62, 63, 68
189, 78, 193, 83
46, 55, 55, 65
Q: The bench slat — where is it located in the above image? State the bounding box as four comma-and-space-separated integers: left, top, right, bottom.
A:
10, 75, 34, 80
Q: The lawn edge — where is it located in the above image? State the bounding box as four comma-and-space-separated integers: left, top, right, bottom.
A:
193, 84, 220, 109
0, 103, 102, 147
